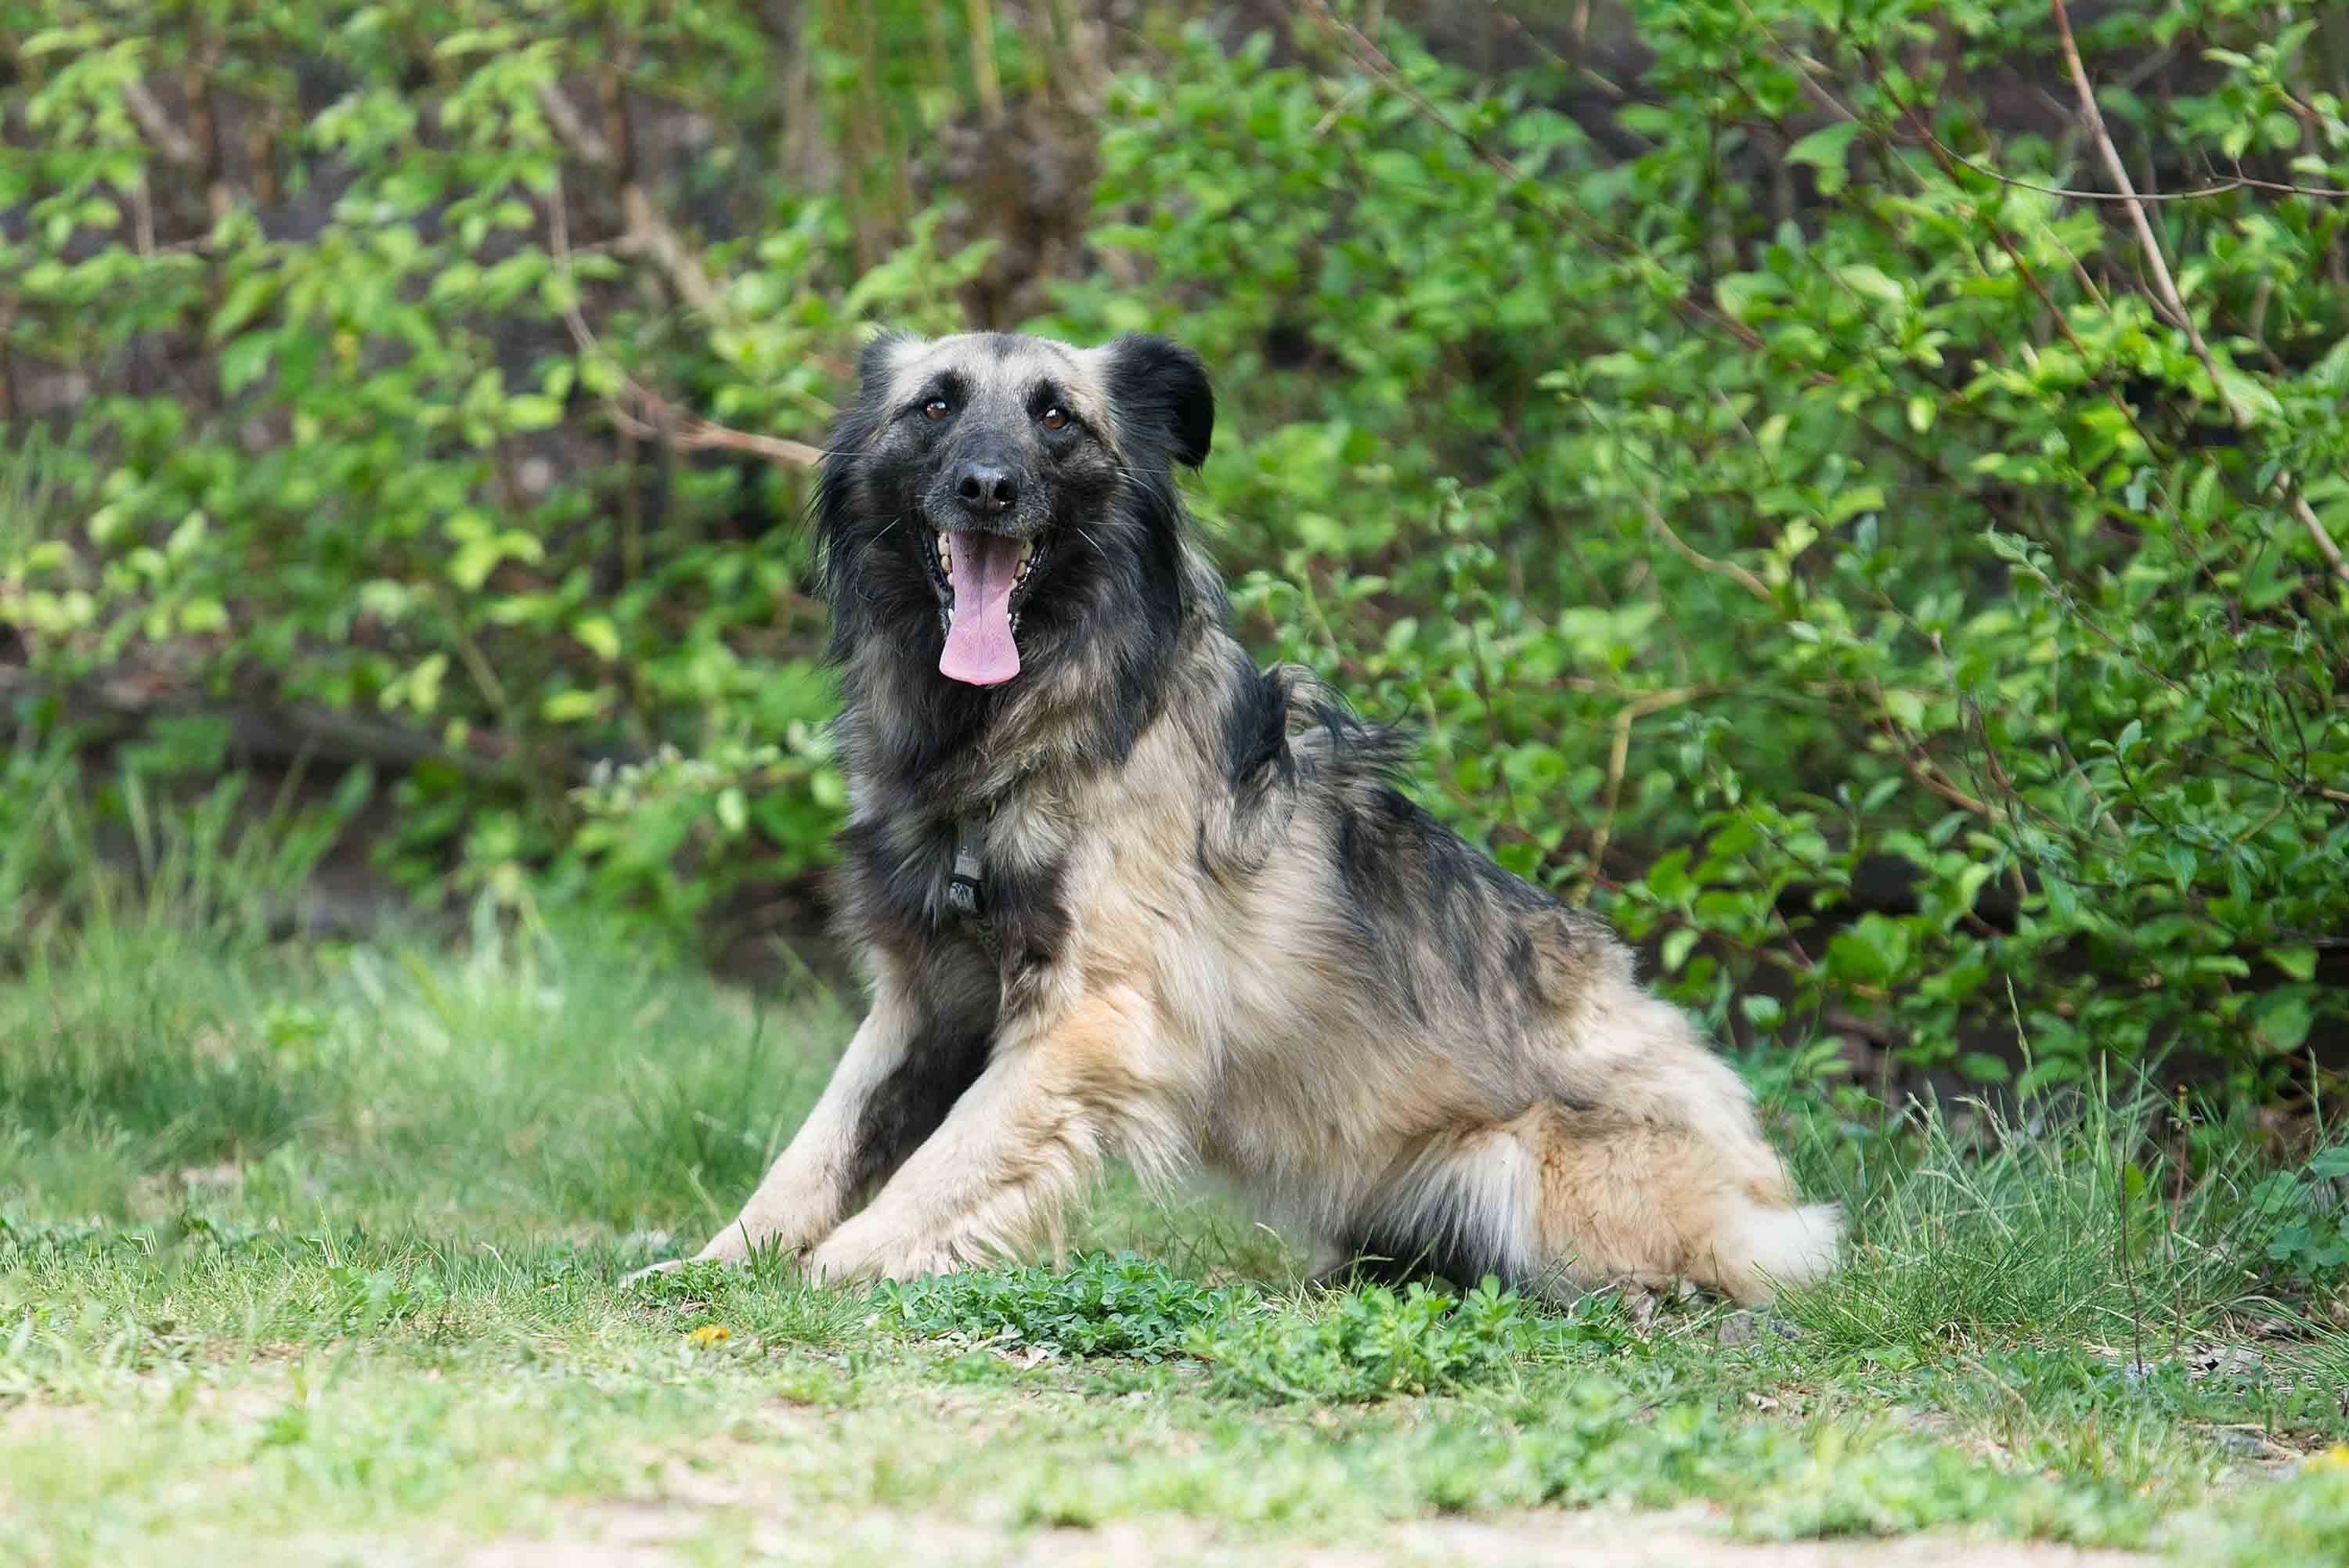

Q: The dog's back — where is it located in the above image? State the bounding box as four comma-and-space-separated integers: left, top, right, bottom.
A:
1051, 645, 1840, 1303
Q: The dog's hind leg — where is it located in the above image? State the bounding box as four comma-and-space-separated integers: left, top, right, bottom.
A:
805, 985, 1196, 1282
1513, 1105, 1838, 1304
1346, 1105, 1838, 1306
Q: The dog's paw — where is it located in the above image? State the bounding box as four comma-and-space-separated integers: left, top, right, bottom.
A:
806, 1225, 958, 1285
620, 1257, 696, 1289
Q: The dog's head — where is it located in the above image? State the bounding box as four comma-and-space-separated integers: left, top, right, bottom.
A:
815, 331, 1214, 689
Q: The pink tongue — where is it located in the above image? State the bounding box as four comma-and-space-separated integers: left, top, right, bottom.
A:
940, 530, 1023, 686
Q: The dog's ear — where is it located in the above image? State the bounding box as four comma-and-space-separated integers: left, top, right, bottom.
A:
855, 330, 922, 401
1106, 334, 1214, 469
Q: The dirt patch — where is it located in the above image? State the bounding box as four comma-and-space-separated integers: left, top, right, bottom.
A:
423, 1506, 2155, 1568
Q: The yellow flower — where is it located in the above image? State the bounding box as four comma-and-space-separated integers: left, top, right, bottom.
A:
687, 1324, 732, 1348
2304, 1444, 2349, 1473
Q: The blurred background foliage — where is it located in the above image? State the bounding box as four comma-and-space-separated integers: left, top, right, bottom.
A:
4, 0, 2347, 1101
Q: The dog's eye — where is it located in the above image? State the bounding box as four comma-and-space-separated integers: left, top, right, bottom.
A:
922, 398, 951, 420
1037, 406, 1068, 431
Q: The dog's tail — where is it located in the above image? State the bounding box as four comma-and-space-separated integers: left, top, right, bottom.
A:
1705, 1195, 1842, 1304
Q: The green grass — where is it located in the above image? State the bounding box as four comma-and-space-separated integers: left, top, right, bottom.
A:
3, 831, 2347, 1565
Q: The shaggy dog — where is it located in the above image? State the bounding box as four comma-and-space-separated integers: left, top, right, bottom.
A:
635, 330, 1838, 1303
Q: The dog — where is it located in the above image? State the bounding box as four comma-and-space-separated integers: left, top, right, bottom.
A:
634, 330, 1839, 1303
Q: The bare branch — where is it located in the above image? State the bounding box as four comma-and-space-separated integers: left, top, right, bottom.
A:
1727, 0, 1860, 125
1590, 685, 1709, 875
535, 81, 612, 167
121, 78, 199, 166
2051, 0, 2349, 586
608, 389, 827, 469
539, 79, 725, 321
2289, 492, 2349, 584
1631, 489, 1773, 604
545, 172, 823, 472
965, 0, 1005, 121
1924, 140, 2349, 204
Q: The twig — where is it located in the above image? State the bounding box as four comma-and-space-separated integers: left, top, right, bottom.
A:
1928, 143, 2349, 204
1900, 80, 2349, 206
545, 171, 823, 471
609, 391, 825, 470
1739, 0, 2349, 204
1875, 701, 1994, 819
1631, 489, 1773, 603
534, 80, 611, 166
1727, 0, 1860, 126
540, 80, 726, 321
1589, 686, 1705, 875
2288, 492, 2349, 584
121, 78, 198, 165
2051, 3, 2228, 414
1491, 7, 1625, 101
965, 0, 1003, 121
2051, 0, 2349, 586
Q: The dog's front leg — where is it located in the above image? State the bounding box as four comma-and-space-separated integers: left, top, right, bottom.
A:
626, 976, 933, 1282
805, 985, 1189, 1282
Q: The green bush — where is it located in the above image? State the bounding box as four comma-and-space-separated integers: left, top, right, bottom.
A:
5, 1, 2345, 1090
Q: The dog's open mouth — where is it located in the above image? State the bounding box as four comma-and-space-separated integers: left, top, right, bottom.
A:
931, 528, 1048, 687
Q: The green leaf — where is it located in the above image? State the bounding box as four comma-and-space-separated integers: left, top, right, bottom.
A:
2253, 994, 2314, 1054
504, 395, 563, 431
1960, 1052, 2012, 1084
541, 689, 610, 723
220, 335, 273, 395
1835, 265, 1905, 308
1785, 121, 1863, 170
211, 275, 279, 340
2266, 946, 2317, 982
572, 616, 620, 662
716, 787, 749, 836
1826, 485, 1885, 525
1715, 272, 1786, 323
2211, 366, 2282, 424
1784, 121, 1862, 193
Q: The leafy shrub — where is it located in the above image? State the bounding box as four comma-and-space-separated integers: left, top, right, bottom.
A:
875, 1251, 1243, 1361
5, 2, 2345, 1091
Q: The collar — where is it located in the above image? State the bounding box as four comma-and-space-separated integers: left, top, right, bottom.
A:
945, 812, 1000, 957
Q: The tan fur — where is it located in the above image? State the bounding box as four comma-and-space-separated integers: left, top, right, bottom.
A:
637, 337, 1838, 1307
656, 621, 1837, 1304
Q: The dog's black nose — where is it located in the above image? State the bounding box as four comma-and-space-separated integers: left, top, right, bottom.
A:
953, 463, 1018, 517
